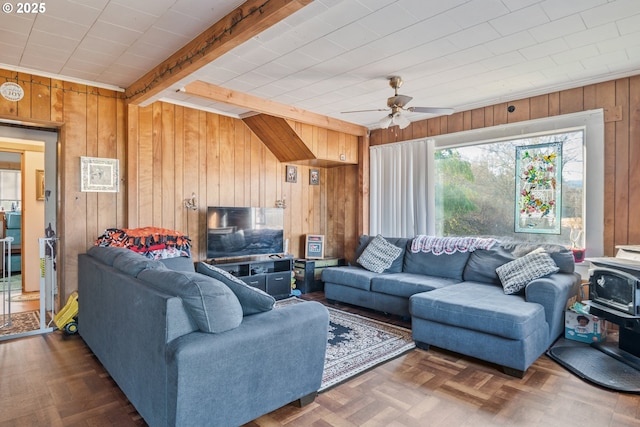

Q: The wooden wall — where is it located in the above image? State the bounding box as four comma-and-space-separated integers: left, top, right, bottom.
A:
0, 69, 360, 300
127, 102, 358, 261
13, 66, 638, 298
370, 75, 640, 256
0, 69, 127, 302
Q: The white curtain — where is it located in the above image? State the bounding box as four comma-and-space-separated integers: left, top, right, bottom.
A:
370, 139, 433, 237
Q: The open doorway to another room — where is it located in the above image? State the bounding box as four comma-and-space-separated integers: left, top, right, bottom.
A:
0, 126, 57, 340
0, 153, 27, 314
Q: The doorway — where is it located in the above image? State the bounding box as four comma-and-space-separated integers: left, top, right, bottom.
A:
0, 125, 58, 340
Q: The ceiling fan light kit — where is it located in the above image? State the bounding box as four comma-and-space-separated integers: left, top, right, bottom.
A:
379, 111, 411, 130
393, 112, 411, 129
379, 115, 393, 129
342, 76, 454, 129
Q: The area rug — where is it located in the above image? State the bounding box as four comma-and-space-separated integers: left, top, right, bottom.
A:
276, 298, 415, 392
547, 338, 640, 393
0, 310, 40, 336
8, 292, 39, 302
0, 274, 22, 292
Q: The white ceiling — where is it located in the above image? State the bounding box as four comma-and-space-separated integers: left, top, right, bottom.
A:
1, 0, 640, 130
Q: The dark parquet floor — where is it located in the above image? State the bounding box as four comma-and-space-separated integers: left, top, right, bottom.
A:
1, 292, 639, 427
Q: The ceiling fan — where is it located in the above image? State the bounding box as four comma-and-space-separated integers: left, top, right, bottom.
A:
342, 76, 454, 129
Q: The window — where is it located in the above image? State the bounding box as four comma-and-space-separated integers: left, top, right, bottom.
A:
0, 169, 21, 211
434, 130, 583, 246
368, 110, 604, 256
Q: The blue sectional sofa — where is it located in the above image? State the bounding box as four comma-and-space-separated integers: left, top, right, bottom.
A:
78, 246, 329, 427
322, 235, 580, 376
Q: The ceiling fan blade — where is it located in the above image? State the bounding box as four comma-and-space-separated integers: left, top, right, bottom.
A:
407, 107, 454, 115
341, 108, 389, 114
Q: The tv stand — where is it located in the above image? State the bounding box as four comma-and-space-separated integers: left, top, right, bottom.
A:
208, 255, 293, 299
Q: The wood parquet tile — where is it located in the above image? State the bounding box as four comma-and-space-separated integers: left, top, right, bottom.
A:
0, 293, 638, 427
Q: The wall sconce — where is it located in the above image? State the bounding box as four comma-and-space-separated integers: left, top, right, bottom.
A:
184, 193, 198, 210
275, 195, 286, 209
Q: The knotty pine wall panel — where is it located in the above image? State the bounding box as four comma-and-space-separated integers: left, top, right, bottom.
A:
370, 75, 640, 256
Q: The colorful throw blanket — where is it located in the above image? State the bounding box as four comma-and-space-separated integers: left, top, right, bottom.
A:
410, 235, 498, 255
95, 227, 191, 259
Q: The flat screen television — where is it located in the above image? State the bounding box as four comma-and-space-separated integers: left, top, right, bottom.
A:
206, 206, 284, 260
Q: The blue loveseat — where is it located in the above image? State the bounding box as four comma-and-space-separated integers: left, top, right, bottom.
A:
78, 246, 329, 427
322, 235, 580, 376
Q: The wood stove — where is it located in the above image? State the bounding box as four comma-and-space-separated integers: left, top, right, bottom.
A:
588, 255, 640, 367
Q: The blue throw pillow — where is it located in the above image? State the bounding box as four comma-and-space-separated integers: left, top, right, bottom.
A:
138, 268, 243, 333
196, 262, 275, 316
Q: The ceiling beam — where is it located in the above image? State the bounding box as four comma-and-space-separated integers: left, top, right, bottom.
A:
125, 0, 313, 105
183, 80, 369, 136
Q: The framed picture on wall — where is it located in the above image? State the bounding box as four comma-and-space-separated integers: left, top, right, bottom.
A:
305, 234, 324, 259
81, 156, 120, 192
286, 165, 297, 183
36, 169, 45, 200
309, 169, 319, 185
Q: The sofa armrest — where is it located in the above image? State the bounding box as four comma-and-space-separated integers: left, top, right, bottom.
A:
166, 300, 329, 427
525, 272, 580, 343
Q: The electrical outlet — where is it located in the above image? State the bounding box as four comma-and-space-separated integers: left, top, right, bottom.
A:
340, 154, 346, 161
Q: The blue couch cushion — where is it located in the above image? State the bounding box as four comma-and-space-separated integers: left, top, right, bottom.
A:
462, 245, 514, 284
87, 246, 130, 266
321, 265, 379, 291
500, 242, 575, 274
463, 242, 575, 284
403, 250, 470, 280
5, 228, 20, 245
159, 255, 195, 272
196, 262, 275, 316
89, 245, 194, 272
5, 212, 20, 229
409, 282, 547, 340
112, 250, 166, 277
371, 273, 459, 298
354, 235, 409, 273
138, 268, 243, 333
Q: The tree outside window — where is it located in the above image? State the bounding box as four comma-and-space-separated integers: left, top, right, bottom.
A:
434, 130, 583, 247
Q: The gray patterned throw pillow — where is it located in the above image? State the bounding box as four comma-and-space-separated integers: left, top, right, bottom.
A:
496, 251, 559, 295
357, 234, 403, 273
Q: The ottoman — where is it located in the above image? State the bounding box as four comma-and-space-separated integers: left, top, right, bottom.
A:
409, 282, 550, 377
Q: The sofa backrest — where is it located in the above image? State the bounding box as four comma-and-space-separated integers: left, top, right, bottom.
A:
87, 245, 195, 272
403, 249, 471, 280
353, 235, 574, 285
86, 246, 242, 334
83, 249, 199, 341
463, 241, 575, 285
78, 253, 197, 427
